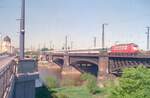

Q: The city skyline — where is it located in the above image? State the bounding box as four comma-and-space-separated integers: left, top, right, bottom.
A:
0, 0, 150, 50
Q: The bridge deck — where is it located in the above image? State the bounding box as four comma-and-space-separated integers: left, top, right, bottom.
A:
0, 56, 15, 69
52, 52, 150, 58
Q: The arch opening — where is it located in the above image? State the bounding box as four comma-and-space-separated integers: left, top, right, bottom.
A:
53, 58, 64, 66
71, 61, 98, 77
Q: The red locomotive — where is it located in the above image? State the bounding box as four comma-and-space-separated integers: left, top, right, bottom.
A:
109, 43, 139, 55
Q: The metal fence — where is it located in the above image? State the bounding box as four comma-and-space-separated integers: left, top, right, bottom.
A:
0, 60, 16, 98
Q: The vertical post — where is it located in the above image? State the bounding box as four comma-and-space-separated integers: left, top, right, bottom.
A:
102, 24, 104, 49
0, 33, 2, 53
65, 36, 68, 51
71, 41, 73, 50
146, 27, 150, 50
94, 37, 96, 48
38, 44, 40, 51
49, 41, 52, 50
64, 35, 69, 67
102, 23, 108, 49
10, 41, 11, 53
20, 0, 25, 60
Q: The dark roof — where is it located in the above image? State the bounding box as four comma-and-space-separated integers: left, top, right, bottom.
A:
3, 36, 11, 42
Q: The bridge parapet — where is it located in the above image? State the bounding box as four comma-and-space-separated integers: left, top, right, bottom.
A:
0, 59, 16, 98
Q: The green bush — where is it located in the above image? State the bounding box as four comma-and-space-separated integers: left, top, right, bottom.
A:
45, 77, 57, 88
87, 78, 98, 94
81, 73, 94, 81
81, 73, 99, 94
52, 93, 69, 98
109, 66, 150, 98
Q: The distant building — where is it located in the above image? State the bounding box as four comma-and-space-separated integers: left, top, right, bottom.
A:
2, 36, 11, 53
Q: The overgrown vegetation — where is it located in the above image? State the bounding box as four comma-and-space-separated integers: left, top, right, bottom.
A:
109, 66, 150, 98
36, 73, 102, 98
37, 66, 150, 98
36, 85, 98, 98
81, 73, 100, 94
52, 93, 69, 98
45, 77, 57, 88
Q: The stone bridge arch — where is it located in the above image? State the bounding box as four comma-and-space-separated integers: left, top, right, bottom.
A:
70, 57, 98, 66
52, 57, 64, 66
70, 58, 99, 76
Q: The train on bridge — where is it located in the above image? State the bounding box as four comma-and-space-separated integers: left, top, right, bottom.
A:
109, 43, 140, 55
39, 43, 150, 61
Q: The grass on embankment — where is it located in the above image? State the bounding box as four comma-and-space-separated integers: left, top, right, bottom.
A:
36, 73, 110, 98
36, 85, 107, 98
53, 86, 93, 98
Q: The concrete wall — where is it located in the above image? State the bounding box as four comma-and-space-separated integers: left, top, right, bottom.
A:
14, 73, 38, 98
17, 59, 37, 73
13, 59, 39, 98
15, 80, 34, 98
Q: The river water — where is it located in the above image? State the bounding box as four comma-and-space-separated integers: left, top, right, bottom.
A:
38, 62, 81, 87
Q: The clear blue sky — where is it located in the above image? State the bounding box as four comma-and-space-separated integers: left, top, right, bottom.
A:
0, 0, 150, 50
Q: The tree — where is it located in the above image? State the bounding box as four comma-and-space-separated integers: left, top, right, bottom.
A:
109, 66, 150, 98
41, 48, 49, 51
81, 73, 98, 94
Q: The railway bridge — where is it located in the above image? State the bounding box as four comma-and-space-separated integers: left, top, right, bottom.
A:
45, 49, 150, 80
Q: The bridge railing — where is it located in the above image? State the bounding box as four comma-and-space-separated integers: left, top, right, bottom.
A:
0, 60, 16, 98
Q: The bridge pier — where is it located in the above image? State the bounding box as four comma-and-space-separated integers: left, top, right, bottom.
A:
49, 54, 53, 63
63, 52, 70, 68
98, 53, 109, 81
